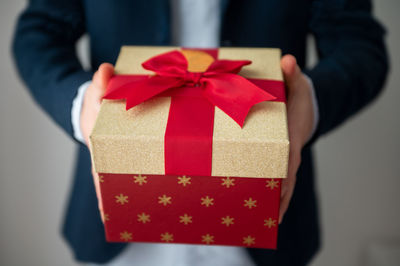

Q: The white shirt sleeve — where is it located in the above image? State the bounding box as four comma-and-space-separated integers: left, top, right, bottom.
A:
71, 80, 91, 143
305, 75, 320, 141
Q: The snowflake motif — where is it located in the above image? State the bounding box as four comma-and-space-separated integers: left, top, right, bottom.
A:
103, 213, 110, 222
200, 196, 214, 207
201, 234, 214, 244
221, 176, 235, 188
264, 218, 277, 229
179, 214, 193, 225
158, 194, 172, 206
99, 175, 105, 183
266, 179, 279, 190
243, 235, 255, 246
177, 175, 191, 187
160, 232, 174, 242
137, 212, 151, 224
133, 174, 147, 186
221, 216, 235, 227
120, 231, 132, 241
243, 197, 257, 209
115, 194, 129, 205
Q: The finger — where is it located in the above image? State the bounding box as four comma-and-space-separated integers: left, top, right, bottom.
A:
281, 54, 302, 90
92, 170, 103, 210
89, 63, 114, 111
279, 190, 290, 224
91, 167, 104, 223
279, 149, 301, 223
93, 63, 114, 94
287, 147, 302, 180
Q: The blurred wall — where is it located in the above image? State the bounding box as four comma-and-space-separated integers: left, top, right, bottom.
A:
0, 1, 399, 265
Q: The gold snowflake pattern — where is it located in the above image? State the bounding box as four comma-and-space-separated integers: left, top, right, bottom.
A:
177, 175, 191, 187
243, 235, 255, 246
221, 216, 235, 227
221, 176, 235, 188
99, 175, 105, 183
158, 194, 172, 206
243, 197, 257, 209
137, 212, 151, 224
115, 194, 129, 205
133, 174, 147, 186
179, 214, 193, 225
200, 196, 214, 207
160, 232, 174, 242
201, 234, 214, 244
264, 218, 277, 229
266, 179, 279, 190
120, 231, 132, 241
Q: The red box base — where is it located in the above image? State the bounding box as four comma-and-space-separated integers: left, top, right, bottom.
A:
99, 173, 281, 249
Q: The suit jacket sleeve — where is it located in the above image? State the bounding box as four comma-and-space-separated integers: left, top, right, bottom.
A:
12, 0, 93, 138
306, 0, 389, 142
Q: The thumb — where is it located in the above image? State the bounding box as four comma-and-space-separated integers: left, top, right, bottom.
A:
281, 54, 302, 90
93, 63, 114, 94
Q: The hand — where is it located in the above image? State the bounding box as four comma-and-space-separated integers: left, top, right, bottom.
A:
279, 55, 315, 223
80, 63, 114, 222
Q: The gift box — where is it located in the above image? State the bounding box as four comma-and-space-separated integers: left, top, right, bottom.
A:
90, 46, 289, 249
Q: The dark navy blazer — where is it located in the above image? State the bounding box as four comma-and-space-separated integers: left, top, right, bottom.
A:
12, 0, 388, 265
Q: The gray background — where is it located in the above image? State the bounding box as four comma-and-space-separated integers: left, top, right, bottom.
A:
1, 1, 399, 265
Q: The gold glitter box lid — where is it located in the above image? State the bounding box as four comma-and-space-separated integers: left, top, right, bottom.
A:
90, 46, 289, 179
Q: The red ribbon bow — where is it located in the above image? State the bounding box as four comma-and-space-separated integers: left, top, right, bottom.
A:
104, 50, 276, 127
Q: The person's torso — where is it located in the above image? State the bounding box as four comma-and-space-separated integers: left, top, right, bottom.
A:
82, 0, 312, 69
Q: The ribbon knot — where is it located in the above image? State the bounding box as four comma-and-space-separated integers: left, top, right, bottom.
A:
104, 50, 277, 127
184, 71, 203, 86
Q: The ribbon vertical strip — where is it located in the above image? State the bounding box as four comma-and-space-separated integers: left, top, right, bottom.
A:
164, 49, 218, 176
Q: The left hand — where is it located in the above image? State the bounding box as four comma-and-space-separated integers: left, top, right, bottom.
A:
279, 55, 316, 223
80, 63, 114, 223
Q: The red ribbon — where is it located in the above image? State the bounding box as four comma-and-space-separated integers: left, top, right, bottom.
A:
104, 49, 285, 176
104, 50, 278, 127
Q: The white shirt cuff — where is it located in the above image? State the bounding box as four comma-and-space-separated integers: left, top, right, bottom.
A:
71, 80, 91, 143
305, 75, 320, 141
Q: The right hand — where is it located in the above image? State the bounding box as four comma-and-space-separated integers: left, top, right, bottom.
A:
279, 55, 315, 223
80, 63, 114, 222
